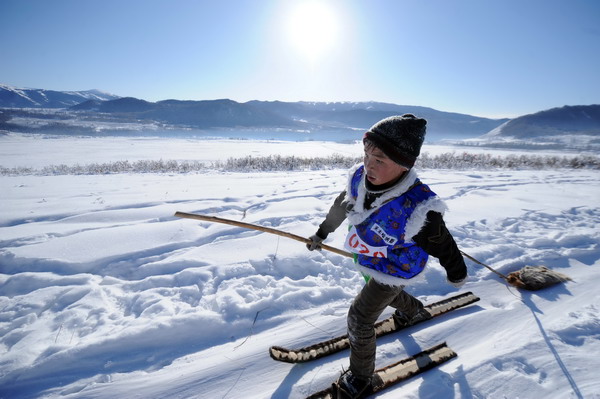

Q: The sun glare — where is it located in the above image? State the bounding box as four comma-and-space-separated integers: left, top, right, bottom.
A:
286, 1, 339, 65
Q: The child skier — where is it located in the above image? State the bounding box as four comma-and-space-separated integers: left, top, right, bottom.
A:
306, 114, 467, 398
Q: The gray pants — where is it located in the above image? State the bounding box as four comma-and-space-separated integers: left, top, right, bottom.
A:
347, 278, 424, 379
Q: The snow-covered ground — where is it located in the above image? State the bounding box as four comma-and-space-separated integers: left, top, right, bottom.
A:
1, 133, 599, 398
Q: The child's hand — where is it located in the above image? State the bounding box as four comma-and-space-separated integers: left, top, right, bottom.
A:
306, 234, 324, 251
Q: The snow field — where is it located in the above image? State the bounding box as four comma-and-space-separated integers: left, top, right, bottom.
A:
0, 136, 599, 398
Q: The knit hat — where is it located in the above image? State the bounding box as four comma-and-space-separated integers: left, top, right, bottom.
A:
363, 114, 427, 168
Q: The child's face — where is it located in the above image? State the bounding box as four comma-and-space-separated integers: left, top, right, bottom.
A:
363, 144, 408, 186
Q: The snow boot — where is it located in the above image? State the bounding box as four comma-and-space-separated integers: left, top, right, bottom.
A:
335, 370, 372, 399
393, 307, 432, 328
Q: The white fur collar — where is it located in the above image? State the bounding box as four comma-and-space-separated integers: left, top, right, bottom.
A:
346, 164, 419, 225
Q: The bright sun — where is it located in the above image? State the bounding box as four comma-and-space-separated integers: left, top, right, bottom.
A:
286, 1, 339, 65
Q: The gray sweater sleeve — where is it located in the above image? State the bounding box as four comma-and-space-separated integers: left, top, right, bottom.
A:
315, 190, 350, 239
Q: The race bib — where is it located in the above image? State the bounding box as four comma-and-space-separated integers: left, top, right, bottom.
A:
370, 223, 398, 245
344, 226, 388, 258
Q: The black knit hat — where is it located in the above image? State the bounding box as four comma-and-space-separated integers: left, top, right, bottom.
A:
363, 114, 427, 168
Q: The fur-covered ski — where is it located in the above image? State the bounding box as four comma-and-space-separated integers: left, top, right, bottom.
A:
270, 291, 478, 363
306, 342, 457, 399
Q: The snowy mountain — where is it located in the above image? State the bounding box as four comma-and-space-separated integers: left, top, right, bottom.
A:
0, 84, 120, 108
1, 87, 508, 140
3, 84, 598, 149
71, 97, 507, 136
484, 105, 600, 138
247, 100, 506, 138
461, 105, 600, 150
72, 97, 293, 129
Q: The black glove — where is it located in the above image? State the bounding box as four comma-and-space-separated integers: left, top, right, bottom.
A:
306, 234, 325, 251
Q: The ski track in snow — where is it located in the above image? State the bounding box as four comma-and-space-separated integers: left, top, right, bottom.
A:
0, 137, 599, 399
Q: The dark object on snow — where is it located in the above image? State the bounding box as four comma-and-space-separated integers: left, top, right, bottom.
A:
459, 250, 571, 291
507, 266, 572, 290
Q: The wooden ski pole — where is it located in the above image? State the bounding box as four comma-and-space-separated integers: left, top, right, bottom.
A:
174, 211, 353, 258
175, 211, 512, 283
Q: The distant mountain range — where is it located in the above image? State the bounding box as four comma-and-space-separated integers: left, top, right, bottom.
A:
68, 96, 507, 138
0, 84, 508, 140
460, 105, 600, 150
0, 84, 119, 108
483, 105, 600, 138
1, 84, 599, 149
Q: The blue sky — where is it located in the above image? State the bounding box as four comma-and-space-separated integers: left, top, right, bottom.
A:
1, 0, 599, 118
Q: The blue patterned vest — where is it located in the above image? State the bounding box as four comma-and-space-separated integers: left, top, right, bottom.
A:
344, 165, 443, 283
